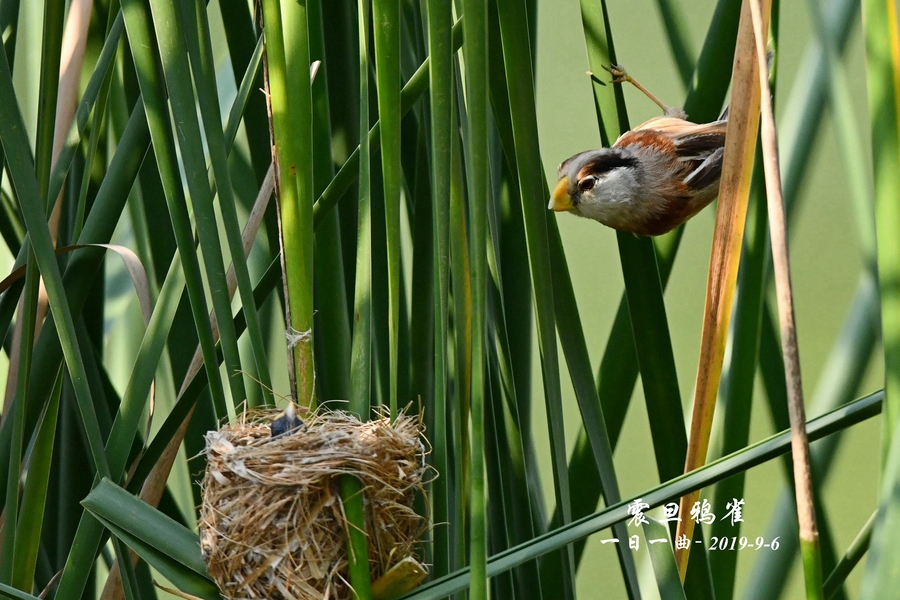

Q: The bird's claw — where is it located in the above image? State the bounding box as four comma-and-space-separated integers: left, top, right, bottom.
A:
602, 64, 631, 84
599, 64, 672, 114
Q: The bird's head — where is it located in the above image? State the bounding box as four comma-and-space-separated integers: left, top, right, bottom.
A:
548, 148, 641, 222
271, 402, 304, 437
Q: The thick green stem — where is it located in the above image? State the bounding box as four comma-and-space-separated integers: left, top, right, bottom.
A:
462, 0, 488, 595
371, 0, 401, 416
261, 0, 315, 408
342, 475, 373, 600
342, 1, 373, 597
427, 0, 452, 581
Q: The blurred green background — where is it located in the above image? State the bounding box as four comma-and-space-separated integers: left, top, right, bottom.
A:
532, 0, 880, 597
0, 0, 881, 596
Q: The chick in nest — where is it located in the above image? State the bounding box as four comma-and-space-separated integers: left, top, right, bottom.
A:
270, 402, 305, 437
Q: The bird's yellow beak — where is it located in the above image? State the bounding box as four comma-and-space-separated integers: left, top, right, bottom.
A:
549, 177, 574, 212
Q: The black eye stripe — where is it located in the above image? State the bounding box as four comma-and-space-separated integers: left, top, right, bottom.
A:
587, 154, 638, 174
574, 150, 638, 180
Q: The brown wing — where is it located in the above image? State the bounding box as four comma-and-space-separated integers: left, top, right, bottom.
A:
672, 121, 726, 192
682, 147, 724, 191
616, 117, 726, 192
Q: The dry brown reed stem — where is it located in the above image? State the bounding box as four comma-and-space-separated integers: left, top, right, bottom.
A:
200, 408, 429, 599
675, 0, 770, 576
35, 0, 95, 339
747, 0, 823, 595
48, 0, 94, 245
3, 0, 95, 412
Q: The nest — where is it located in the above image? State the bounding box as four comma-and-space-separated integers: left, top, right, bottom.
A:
199, 408, 429, 599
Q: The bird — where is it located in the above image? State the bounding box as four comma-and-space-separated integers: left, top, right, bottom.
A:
270, 402, 305, 437
549, 65, 727, 236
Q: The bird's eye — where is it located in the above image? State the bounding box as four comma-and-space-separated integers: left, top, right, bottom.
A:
578, 176, 596, 192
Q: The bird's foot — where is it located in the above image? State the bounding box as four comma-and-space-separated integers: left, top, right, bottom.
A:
602, 64, 631, 85
601, 64, 673, 116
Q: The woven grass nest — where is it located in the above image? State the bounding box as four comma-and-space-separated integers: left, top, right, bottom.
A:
199, 407, 429, 599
